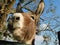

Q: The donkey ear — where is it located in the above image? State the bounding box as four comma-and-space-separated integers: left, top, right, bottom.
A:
35, 0, 44, 15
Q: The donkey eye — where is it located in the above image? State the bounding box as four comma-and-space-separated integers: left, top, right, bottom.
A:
16, 17, 20, 20
31, 16, 34, 19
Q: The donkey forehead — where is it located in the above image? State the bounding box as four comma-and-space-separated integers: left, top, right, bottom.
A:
13, 13, 35, 18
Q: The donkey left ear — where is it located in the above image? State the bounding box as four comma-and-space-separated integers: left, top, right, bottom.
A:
35, 0, 45, 15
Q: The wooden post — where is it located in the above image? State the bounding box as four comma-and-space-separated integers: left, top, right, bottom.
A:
58, 31, 60, 45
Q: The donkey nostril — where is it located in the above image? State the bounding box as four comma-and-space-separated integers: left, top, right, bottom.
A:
16, 17, 20, 20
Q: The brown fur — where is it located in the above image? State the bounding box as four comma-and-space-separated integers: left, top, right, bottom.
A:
9, 13, 36, 45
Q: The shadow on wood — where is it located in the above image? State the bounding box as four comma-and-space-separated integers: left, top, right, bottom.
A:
0, 40, 29, 45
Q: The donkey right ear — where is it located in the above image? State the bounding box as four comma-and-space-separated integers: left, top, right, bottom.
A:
35, 0, 45, 15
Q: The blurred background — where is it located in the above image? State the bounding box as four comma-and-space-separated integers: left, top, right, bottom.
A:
0, 0, 60, 45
